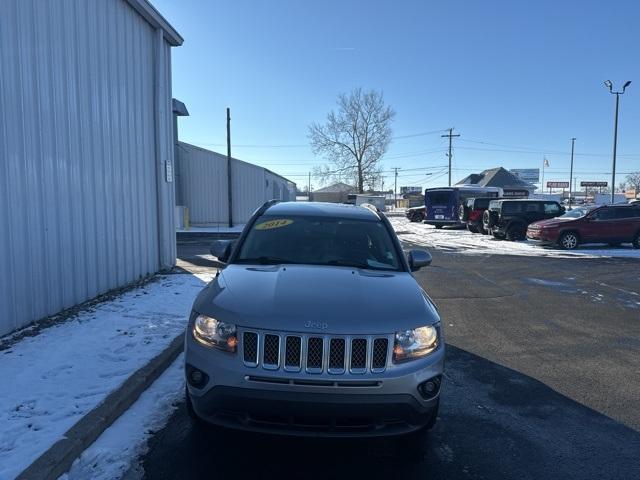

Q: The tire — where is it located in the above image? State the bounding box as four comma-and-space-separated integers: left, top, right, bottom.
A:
506, 223, 527, 241
482, 210, 495, 231
633, 232, 640, 249
558, 231, 580, 250
409, 212, 419, 223
492, 231, 505, 240
435, 225, 443, 229
467, 224, 478, 233
459, 204, 470, 221
186, 386, 207, 429
478, 222, 488, 235
396, 399, 439, 459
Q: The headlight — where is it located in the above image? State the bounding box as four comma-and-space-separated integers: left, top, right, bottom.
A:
393, 325, 438, 363
192, 314, 237, 353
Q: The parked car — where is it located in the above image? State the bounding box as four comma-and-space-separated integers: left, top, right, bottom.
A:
424, 186, 502, 228
406, 205, 426, 222
527, 204, 640, 249
483, 199, 564, 241
458, 197, 494, 234
185, 201, 444, 440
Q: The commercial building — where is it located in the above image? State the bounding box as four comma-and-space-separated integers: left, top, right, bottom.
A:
310, 182, 357, 203
457, 167, 536, 197
175, 142, 296, 226
0, 0, 182, 335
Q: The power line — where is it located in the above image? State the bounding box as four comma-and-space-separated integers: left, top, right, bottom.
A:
190, 129, 448, 149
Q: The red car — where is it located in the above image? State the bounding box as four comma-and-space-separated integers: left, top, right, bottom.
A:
527, 204, 640, 250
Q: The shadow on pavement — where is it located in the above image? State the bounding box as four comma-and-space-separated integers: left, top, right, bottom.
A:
141, 345, 640, 480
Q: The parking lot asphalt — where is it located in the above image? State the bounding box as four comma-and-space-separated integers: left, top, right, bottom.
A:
139, 234, 640, 480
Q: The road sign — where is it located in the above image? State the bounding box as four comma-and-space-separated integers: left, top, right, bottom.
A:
580, 181, 608, 187
547, 181, 569, 188
511, 168, 540, 183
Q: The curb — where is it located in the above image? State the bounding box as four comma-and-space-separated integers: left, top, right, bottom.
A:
17, 334, 185, 480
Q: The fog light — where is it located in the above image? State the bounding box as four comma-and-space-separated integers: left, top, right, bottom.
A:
186, 364, 209, 389
191, 370, 203, 384
418, 375, 442, 399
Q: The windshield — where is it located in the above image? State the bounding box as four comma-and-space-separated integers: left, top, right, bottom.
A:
235, 215, 402, 271
426, 191, 453, 205
561, 207, 589, 218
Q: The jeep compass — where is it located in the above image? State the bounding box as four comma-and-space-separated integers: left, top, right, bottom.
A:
184, 201, 444, 437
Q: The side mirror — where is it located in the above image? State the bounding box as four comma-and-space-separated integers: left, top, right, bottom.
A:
210, 240, 233, 263
407, 249, 432, 272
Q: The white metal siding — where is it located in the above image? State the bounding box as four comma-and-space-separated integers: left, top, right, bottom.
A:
0, 0, 177, 335
176, 142, 296, 225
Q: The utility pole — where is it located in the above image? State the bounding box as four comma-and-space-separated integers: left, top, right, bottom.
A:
568, 138, 576, 209
308, 172, 311, 201
604, 80, 631, 204
226, 108, 233, 228
393, 167, 400, 208
441, 128, 460, 186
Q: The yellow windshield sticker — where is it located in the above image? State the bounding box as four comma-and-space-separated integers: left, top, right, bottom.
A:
254, 219, 294, 230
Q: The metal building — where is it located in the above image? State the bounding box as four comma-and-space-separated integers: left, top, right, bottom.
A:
0, 0, 182, 335
176, 142, 297, 225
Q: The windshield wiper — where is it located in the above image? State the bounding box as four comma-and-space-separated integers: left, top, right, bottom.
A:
236, 256, 297, 265
326, 259, 371, 269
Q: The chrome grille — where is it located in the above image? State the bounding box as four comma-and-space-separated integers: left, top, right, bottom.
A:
243, 332, 258, 365
306, 337, 324, 371
284, 336, 302, 370
263, 334, 280, 367
241, 330, 390, 374
372, 338, 388, 371
350, 339, 367, 371
328, 338, 346, 373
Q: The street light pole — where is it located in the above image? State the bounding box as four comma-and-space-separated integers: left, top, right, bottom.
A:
604, 80, 631, 204
568, 138, 576, 209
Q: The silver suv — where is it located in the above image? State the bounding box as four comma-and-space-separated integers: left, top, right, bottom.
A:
184, 201, 444, 437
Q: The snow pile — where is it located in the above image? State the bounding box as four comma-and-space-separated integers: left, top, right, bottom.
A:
60, 355, 185, 480
390, 216, 640, 259
0, 273, 212, 479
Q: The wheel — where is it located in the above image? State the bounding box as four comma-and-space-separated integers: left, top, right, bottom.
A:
186, 386, 207, 428
478, 223, 488, 235
409, 213, 418, 223
467, 224, 478, 233
506, 224, 526, 241
558, 231, 579, 250
633, 232, 640, 249
435, 225, 443, 229
492, 231, 505, 240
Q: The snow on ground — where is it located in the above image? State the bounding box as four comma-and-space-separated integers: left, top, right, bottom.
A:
60, 354, 185, 480
390, 216, 640, 259
0, 273, 213, 480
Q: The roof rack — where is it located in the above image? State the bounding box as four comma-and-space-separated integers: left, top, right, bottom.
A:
360, 203, 382, 218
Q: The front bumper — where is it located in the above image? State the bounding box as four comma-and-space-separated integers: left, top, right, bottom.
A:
185, 328, 445, 437
189, 385, 439, 437
526, 229, 559, 245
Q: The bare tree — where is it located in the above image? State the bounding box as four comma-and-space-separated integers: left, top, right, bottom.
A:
625, 172, 640, 194
308, 88, 395, 193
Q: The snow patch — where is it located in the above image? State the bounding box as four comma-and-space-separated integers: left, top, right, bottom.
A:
59, 355, 185, 480
0, 273, 212, 479
391, 216, 640, 259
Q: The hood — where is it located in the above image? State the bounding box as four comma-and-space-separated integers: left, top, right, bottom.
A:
530, 217, 577, 228
193, 264, 439, 335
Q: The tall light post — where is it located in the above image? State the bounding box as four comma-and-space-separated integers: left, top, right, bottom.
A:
568, 138, 576, 209
604, 80, 631, 204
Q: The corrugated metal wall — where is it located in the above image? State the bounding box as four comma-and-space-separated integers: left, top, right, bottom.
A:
176, 142, 296, 225
0, 0, 177, 335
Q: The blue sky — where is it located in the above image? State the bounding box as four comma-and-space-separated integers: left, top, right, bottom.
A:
154, 0, 639, 191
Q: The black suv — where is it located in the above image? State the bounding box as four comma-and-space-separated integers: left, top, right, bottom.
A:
459, 197, 495, 234
483, 199, 564, 241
